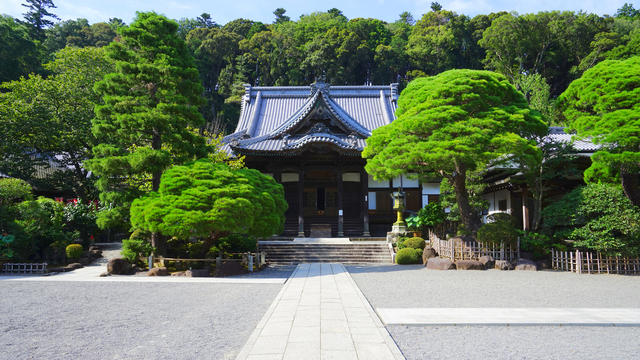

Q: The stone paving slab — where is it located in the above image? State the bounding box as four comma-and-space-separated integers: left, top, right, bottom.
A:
377, 308, 640, 326
236, 263, 405, 360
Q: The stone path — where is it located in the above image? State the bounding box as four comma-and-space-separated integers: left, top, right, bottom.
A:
236, 263, 404, 360
377, 308, 640, 326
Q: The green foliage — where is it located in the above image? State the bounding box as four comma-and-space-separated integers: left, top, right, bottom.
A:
416, 248, 423, 258
439, 169, 489, 223
558, 56, 640, 206
22, 0, 60, 42
486, 213, 519, 228
396, 247, 421, 264
0, 234, 15, 259
403, 237, 426, 250
215, 234, 257, 253
87, 12, 210, 229
542, 184, 640, 256
63, 201, 100, 245
406, 202, 446, 231
0, 15, 39, 83
0, 179, 32, 207
130, 159, 287, 257
520, 232, 555, 259
477, 220, 519, 245
364, 70, 544, 232
0, 47, 114, 201
65, 244, 83, 259
121, 239, 155, 263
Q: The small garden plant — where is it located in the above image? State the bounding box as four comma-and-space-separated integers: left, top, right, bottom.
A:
65, 244, 83, 259
396, 248, 422, 264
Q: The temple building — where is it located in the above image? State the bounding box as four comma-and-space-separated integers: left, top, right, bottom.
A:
223, 80, 441, 238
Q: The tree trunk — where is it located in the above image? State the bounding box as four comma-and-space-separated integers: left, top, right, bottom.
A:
621, 167, 640, 208
151, 232, 167, 257
197, 231, 231, 259
452, 163, 481, 235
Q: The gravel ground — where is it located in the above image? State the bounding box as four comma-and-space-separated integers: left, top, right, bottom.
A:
346, 264, 640, 308
346, 264, 640, 359
0, 265, 296, 360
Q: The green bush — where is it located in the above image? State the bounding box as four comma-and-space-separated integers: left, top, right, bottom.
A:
65, 244, 83, 259
121, 239, 155, 263
486, 213, 519, 228
542, 184, 640, 257
416, 248, 423, 258
404, 237, 426, 250
477, 221, 518, 245
396, 248, 421, 264
396, 236, 410, 249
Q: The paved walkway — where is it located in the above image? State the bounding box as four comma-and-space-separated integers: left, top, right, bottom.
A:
377, 308, 640, 326
236, 263, 404, 360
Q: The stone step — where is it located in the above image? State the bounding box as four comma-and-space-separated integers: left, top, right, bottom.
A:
259, 242, 393, 264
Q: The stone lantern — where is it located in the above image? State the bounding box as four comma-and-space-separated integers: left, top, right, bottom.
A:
390, 191, 407, 234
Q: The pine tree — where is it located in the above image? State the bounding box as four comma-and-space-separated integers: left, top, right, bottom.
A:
22, 0, 59, 42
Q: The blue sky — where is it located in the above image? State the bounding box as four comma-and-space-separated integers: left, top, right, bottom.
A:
0, 0, 632, 25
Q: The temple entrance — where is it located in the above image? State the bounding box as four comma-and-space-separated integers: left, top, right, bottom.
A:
303, 187, 338, 217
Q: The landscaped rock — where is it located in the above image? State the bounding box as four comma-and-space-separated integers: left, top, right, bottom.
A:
514, 258, 538, 271
455, 260, 484, 270
79, 257, 93, 266
213, 261, 249, 277
479, 255, 495, 269
100, 272, 109, 277
147, 267, 168, 276
422, 246, 437, 264
171, 271, 186, 276
186, 269, 210, 277
107, 258, 131, 275
88, 251, 102, 259
426, 257, 456, 270
495, 260, 514, 271
89, 246, 101, 251
48, 267, 67, 273
66, 263, 83, 270
536, 260, 551, 270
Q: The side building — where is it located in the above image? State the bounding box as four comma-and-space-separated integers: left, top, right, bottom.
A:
222, 80, 441, 238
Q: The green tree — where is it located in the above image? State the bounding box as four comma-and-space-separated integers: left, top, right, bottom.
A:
363, 70, 546, 233
0, 15, 39, 83
130, 159, 287, 258
543, 184, 640, 256
22, 0, 60, 42
86, 12, 208, 253
616, 3, 640, 20
0, 47, 114, 201
558, 56, 640, 207
273, 8, 290, 24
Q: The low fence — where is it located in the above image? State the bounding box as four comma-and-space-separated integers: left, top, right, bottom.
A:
551, 249, 640, 275
150, 252, 266, 272
429, 221, 460, 240
428, 230, 520, 261
2, 262, 48, 274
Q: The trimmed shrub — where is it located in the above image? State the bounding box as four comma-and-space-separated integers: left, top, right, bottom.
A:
396, 248, 421, 264
486, 213, 519, 228
416, 248, 423, 258
121, 239, 155, 263
65, 244, 83, 259
477, 221, 518, 245
404, 237, 426, 250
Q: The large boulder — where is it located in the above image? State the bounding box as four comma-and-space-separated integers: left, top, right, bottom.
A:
426, 257, 456, 270
213, 261, 249, 277
479, 255, 495, 269
422, 246, 438, 264
455, 260, 484, 270
171, 271, 187, 276
107, 258, 131, 275
514, 258, 538, 271
66, 263, 83, 270
147, 267, 168, 276
186, 269, 210, 277
495, 260, 514, 271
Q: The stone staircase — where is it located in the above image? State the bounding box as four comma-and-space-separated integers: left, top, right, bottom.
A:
258, 240, 393, 264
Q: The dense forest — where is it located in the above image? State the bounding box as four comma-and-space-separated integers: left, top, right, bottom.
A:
1, 2, 639, 132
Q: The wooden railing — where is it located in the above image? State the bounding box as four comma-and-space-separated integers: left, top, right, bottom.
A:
551, 249, 640, 275
428, 230, 520, 261
2, 263, 48, 274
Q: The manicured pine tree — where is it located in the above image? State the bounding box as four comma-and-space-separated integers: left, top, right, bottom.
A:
87, 12, 208, 254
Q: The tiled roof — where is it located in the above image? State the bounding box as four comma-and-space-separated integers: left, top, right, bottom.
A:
224, 82, 398, 155
546, 127, 599, 152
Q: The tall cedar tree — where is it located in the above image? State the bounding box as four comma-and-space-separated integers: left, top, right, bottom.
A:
558, 56, 640, 207
363, 70, 547, 233
130, 160, 287, 258
88, 12, 207, 253
22, 0, 59, 42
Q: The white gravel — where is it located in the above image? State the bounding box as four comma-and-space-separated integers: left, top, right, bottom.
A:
346, 264, 640, 359
0, 265, 296, 360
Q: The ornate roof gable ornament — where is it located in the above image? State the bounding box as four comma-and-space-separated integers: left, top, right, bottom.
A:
307, 123, 333, 135
310, 76, 330, 96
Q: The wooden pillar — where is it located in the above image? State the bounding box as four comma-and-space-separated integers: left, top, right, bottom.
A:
337, 166, 344, 237
522, 186, 530, 231
362, 169, 370, 237
274, 167, 282, 184
298, 167, 305, 237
